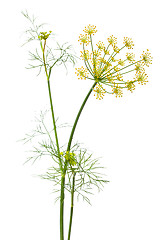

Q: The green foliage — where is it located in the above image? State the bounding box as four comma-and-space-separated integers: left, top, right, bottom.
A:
21, 10, 77, 76
21, 110, 108, 205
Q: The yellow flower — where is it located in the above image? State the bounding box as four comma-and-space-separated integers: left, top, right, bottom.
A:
126, 52, 135, 63
80, 50, 91, 60
107, 35, 117, 46
93, 50, 101, 58
78, 34, 89, 45
106, 74, 115, 83
99, 57, 106, 65
83, 24, 97, 35
123, 37, 134, 49
112, 84, 123, 97
140, 49, 153, 67
125, 81, 136, 92
110, 56, 117, 62
38, 31, 52, 40
135, 72, 148, 85
75, 66, 88, 80
94, 67, 103, 78
93, 84, 106, 100
135, 62, 145, 73
96, 41, 105, 50
116, 73, 123, 81
105, 61, 112, 69
65, 151, 76, 166
113, 66, 120, 72
118, 59, 125, 66
113, 45, 120, 53
103, 48, 110, 55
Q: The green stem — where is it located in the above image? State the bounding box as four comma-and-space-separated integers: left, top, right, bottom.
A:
64, 81, 97, 240
47, 79, 65, 240
68, 172, 76, 240
67, 81, 97, 151
42, 42, 64, 240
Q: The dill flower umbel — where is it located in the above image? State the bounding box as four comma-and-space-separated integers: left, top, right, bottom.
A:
135, 72, 148, 85
140, 49, 153, 67
135, 62, 145, 73
107, 35, 117, 46
93, 84, 106, 100
80, 50, 91, 60
96, 41, 105, 50
123, 37, 134, 49
78, 34, 90, 45
126, 53, 135, 62
83, 24, 97, 35
118, 59, 125, 66
75, 66, 88, 80
75, 25, 152, 99
112, 84, 123, 98
125, 80, 136, 92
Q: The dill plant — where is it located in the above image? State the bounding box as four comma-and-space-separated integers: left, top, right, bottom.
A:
21, 11, 152, 240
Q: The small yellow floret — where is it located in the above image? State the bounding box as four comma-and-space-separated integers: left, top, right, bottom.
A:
64, 151, 76, 166
112, 84, 123, 97
93, 84, 106, 100
140, 49, 153, 67
123, 37, 134, 49
118, 59, 125, 66
80, 50, 91, 60
107, 35, 117, 46
116, 73, 123, 81
96, 41, 105, 50
83, 24, 97, 35
75, 66, 88, 80
135, 72, 148, 85
135, 62, 145, 73
125, 81, 136, 92
113, 45, 120, 53
126, 53, 135, 63
38, 31, 52, 40
78, 34, 89, 45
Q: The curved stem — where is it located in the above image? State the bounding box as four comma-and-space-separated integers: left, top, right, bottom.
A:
65, 81, 97, 240
67, 81, 97, 151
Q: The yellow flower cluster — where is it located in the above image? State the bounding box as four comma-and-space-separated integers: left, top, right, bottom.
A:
78, 34, 89, 45
113, 45, 120, 53
75, 66, 88, 80
93, 84, 106, 100
112, 84, 123, 97
140, 49, 153, 67
38, 31, 52, 40
123, 37, 134, 49
125, 81, 136, 92
80, 50, 91, 60
83, 24, 97, 35
76, 25, 152, 99
60, 151, 76, 166
118, 59, 125, 66
135, 62, 145, 73
134, 72, 148, 85
126, 52, 135, 63
107, 35, 117, 47
96, 41, 105, 50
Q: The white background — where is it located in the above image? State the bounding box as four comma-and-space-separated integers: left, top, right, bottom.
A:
0, 0, 160, 239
